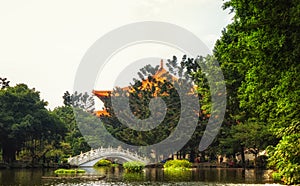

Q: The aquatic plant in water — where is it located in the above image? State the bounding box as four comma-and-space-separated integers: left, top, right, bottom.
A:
54, 169, 86, 174
123, 161, 145, 172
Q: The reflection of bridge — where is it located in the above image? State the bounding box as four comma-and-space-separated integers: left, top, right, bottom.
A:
67, 147, 149, 167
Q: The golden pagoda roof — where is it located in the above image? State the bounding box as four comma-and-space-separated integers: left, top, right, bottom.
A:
95, 110, 110, 117
93, 60, 171, 97
93, 60, 185, 117
93, 90, 111, 97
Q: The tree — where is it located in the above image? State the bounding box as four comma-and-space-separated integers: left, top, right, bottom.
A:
170, 55, 224, 162
267, 133, 300, 185
52, 105, 91, 156
98, 57, 215, 162
0, 83, 65, 163
215, 0, 299, 182
53, 90, 102, 156
101, 63, 182, 147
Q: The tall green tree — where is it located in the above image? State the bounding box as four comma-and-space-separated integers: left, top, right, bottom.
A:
170, 55, 224, 162
101, 64, 182, 147
0, 83, 65, 163
53, 91, 95, 156
215, 0, 299, 183
99, 57, 214, 162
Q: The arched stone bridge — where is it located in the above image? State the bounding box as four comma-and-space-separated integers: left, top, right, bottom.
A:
67, 147, 150, 167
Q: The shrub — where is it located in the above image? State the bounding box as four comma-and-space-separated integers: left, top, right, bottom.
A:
123, 161, 145, 172
267, 134, 300, 184
94, 159, 112, 167
163, 159, 192, 170
272, 172, 282, 181
54, 169, 86, 174
111, 163, 119, 167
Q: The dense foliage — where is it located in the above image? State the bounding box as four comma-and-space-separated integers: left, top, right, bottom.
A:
0, 84, 66, 163
214, 0, 299, 184
99, 61, 207, 161
0, 83, 91, 165
101, 64, 180, 146
267, 134, 300, 184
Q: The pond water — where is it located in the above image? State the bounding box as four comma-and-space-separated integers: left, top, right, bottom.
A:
0, 167, 281, 186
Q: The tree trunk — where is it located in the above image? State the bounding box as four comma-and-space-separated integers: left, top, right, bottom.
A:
200, 151, 205, 162
189, 149, 195, 162
254, 149, 258, 168
240, 144, 245, 168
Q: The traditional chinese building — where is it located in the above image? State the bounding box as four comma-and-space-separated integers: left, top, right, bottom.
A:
93, 60, 169, 116
92, 60, 197, 117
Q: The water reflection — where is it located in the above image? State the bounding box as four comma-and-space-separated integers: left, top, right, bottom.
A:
164, 169, 192, 182
86, 167, 274, 184
123, 172, 145, 182
0, 168, 44, 186
0, 167, 277, 185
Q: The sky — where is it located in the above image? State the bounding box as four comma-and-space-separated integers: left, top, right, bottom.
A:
0, 0, 232, 109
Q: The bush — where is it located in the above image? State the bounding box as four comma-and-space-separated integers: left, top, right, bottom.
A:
267, 134, 300, 184
163, 159, 192, 170
94, 159, 112, 167
54, 169, 86, 174
272, 172, 282, 181
123, 161, 145, 172
111, 163, 119, 167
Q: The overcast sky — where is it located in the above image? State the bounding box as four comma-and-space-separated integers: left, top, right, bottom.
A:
0, 0, 232, 109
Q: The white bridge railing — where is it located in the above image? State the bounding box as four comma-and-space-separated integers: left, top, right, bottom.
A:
67, 147, 149, 166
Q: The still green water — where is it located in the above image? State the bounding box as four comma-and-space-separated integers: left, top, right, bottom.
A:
0, 167, 281, 186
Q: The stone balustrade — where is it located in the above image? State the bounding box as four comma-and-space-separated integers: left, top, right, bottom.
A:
67, 147, 149, 166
